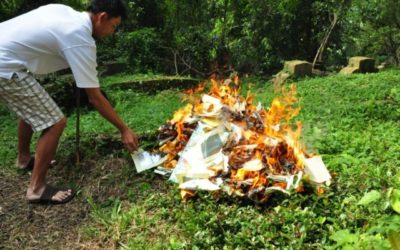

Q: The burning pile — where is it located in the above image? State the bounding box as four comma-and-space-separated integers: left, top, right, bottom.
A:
134, 77, 331, 203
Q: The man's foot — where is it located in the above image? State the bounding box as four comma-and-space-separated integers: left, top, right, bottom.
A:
27, 185, 75, 205
16, 156, 34, 170
16, 156, 56, 171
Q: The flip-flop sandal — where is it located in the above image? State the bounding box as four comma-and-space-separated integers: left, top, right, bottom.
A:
28, 185, 75, 205
17, 157, 56, 171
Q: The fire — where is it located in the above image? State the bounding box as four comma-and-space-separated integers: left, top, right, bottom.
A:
156, 76, 328, 203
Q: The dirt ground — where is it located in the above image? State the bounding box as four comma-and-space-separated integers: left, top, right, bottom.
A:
0, 155, 138, 250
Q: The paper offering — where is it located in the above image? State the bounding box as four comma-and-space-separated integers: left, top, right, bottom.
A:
131, 149, 168, 173
304, 156, 332, 185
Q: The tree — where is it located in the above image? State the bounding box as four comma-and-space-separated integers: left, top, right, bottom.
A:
312, 0, 352, 70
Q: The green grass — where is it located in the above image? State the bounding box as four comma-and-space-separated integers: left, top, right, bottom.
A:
80, 70, 400, 249
63, 89, 184, 135
1, 70, 399, 248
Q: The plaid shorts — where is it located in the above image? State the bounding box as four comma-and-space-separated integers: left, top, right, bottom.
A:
0, 73, 64, 132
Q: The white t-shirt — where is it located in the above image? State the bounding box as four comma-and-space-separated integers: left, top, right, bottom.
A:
0, 4, 99, 88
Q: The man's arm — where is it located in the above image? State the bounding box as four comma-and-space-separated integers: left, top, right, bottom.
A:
84, 87, 139, 152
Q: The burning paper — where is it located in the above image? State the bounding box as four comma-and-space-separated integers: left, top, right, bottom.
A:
169, 123, 229, 183
151, 77, 331, 203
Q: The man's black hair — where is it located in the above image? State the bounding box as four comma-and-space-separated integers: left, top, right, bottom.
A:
87, 0, 127, 20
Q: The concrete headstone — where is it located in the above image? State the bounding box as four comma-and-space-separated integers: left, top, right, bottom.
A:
283, 60, 312, 77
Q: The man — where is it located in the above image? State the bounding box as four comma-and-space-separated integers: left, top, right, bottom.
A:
0, 0, 138, 205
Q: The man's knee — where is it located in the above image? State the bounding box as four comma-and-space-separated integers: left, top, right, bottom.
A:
55, 117, 67, 129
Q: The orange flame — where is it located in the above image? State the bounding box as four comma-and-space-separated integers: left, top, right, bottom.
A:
158, 77, 310, 202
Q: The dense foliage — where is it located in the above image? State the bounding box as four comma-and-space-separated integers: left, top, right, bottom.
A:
1, 0, 399, 76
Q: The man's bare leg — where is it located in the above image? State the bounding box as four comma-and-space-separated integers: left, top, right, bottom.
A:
16, 119, 33, 168
26, 117, 71, 202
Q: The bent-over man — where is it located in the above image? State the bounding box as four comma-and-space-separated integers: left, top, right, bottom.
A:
0, 0, 138, 205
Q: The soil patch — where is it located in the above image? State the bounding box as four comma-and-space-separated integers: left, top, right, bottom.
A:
0, 154, 158, 249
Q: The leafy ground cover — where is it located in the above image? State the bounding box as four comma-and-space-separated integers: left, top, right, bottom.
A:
0, 70, 399, 249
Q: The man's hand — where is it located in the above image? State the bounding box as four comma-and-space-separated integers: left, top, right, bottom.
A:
84, 88, 140, 152
121, 128, 139, 153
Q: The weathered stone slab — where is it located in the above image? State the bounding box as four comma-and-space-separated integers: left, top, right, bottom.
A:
340, 56, 377, 74
273, 71, 290, 87
339, 66, 360, 75
283, 60, 312, 77
349, 56, 377, 73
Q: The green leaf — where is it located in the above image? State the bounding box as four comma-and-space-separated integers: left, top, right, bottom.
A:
357, 190, 382, 206
330, 230, 357, 245
395, 172, 400, 186
391, 189, 400, 214
342, 245, 356, 250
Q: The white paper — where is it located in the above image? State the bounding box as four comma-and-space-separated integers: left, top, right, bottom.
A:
265, 186, 290, 195
154, 166, 172, 176
243, 159, 264, 171
179, 179, 220, 191
131, 149, 167, 173
304, 156, 331, 184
